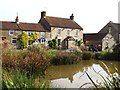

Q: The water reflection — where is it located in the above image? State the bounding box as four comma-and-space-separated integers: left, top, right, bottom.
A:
50, 64, 109, 88
45, 60, 119, 88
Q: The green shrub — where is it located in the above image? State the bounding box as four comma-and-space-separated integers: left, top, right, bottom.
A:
82, 52, 93, 60
48, 37, 58, 49
93, 52, 119, 60
113, 43, 120, 53
17, 32, 29, 49
50, 51, 80, 65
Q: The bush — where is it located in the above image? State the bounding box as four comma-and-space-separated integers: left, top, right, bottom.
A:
50, 51, 81, 65
2, 49, 50, 76
113, 43, 120, 53
82, 52, 93, 60
93, 51, 119, 60
21, 51, 50, 75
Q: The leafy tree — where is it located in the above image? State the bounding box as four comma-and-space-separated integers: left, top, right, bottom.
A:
18, 32, 29, 49
28, 32, 38, 45
78, 39, 83, 47
29, 32, 38, 42
49, 37, 58, 49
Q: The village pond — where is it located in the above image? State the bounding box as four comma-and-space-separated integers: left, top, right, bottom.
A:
44, 60, 120, 88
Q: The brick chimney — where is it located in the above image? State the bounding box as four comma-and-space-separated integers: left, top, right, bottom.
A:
15, 16, 19, 24
70, 13, 74, 20
41, 11, 46, 19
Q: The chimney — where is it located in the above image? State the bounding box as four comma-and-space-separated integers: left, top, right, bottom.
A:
15, 13, 19, 24
70, 13, 74, 20
41, 11, 46, 19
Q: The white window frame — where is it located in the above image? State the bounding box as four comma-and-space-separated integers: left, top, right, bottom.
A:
28, 31, 32, 36
11, 38, 17, 43
75, 30, 79, 36
66, 30, 70, 36
9, 30, 14, 36
41, 32, 45, 37
57, 29, 61, 35
41, 38, 46, 44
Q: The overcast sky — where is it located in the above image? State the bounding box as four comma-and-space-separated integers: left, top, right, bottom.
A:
0, 0, 119, 33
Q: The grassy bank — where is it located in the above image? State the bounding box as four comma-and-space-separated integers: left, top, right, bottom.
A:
2, 45, 120, 88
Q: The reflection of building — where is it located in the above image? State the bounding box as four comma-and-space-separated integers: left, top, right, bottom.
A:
0, 11, 83, 49
84, 21, 120, 51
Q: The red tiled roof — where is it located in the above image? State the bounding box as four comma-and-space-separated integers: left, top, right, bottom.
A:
0, 21, 19, 30
18, 22, 46, 32
44, 16, 83, 29
0, 21, 46, 32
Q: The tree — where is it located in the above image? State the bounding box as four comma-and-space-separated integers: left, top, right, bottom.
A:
78, 39, 83, 47
17, 32, 29, 49
49, 37, 58, 49
29, 32, 38, 42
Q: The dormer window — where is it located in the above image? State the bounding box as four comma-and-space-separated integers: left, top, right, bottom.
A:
9, 30, 14, 36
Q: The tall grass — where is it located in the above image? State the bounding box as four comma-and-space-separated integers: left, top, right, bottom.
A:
49, 51, 81, 65
2, 46, 50, 76
2, 69, 49, 89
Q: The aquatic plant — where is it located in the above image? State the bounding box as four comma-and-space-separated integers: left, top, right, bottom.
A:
81, 61, 120, 89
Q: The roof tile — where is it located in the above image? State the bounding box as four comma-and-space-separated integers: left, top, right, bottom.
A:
44, 16, 83, 29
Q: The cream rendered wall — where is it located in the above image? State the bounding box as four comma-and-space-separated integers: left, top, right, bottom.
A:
47, 27, 83, 48
102, 33, 116, 51
50, 27, 83, 41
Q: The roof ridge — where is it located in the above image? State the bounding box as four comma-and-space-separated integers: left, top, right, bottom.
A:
45, 16, 71, 20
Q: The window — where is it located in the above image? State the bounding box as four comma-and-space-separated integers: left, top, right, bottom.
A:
41, 32, 45, 37
41, 38, 46, 44
28, 31, 32, 36
75, 30, 79, 36
12, 38, 17, 43
57, 29, 61, 35
2, 37, 6, 40
75, 39, 78, 45
58, 39, 61, 46
28, 40, 33, 45
9, 30, 14, 35
67, 30, 70, 36
108, 26, 111, 33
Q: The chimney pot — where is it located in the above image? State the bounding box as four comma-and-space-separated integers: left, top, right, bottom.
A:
15, 15, 19, 24
41, 11, 46, 19
70, 13, 74, 20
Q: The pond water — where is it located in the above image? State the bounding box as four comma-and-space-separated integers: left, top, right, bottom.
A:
44, 60, 120, 88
